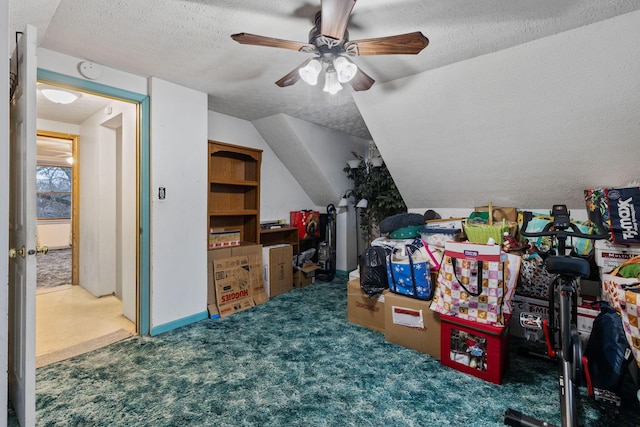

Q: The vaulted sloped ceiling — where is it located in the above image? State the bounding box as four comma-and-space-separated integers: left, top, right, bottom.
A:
253, 114, 368, 208
354, 11, 640, 210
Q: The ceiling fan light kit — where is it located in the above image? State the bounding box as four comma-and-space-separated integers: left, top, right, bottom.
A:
231, 0, 429, 93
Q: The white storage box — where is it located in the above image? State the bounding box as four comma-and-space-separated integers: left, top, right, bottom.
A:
595, 240, 640, 273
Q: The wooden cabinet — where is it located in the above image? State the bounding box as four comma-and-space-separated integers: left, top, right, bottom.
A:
208, 141, 262, 246
259, 227, 299, 254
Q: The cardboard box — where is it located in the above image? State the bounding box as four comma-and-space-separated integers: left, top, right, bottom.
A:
212, 255, 255, 317
577, 303, 599, 336
347, 279, 387, 333
595, 239, 640, 274
440, 314, 509, 384
208, 229, 241, 249
262, 244, 293, 297
294, 262, 320, 288
207, 244, 267, 318
384, 292, 441, 359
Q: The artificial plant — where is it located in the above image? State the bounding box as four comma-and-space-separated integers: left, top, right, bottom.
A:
343, 152, 407, 244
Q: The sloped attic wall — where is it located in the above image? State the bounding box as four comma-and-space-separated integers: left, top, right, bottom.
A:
354, 10, 640, 212
252, 114, 369, 209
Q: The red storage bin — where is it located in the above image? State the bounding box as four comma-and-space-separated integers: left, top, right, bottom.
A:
290, 210, 320, 239
440, 314, 509, 384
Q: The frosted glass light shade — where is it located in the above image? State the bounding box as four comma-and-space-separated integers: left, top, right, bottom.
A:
370, 156, 383, 167
323, 68, 342, 94
338, 197, 349, 207
334, 56, 357, 83
347, 159, 361, 169
40, 87, 81, 104
356, 199, 368, 208
298, 59, 322, 86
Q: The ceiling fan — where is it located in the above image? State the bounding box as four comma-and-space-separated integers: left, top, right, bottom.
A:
231, 0, 429, 94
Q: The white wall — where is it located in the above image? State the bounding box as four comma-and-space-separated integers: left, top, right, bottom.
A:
283, 116, 368, 271
36, 222, 70, 249
74, 101, 136, 312
285, 115, 368, 204
150, 78, 208, 329
208, 111, 315, 223
36, 119, 79, 135
37, 48, 148, 95
354, 11, 640, 211
1, 0, 10, 418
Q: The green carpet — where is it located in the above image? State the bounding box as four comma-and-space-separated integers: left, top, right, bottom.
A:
17, 277, 640, 425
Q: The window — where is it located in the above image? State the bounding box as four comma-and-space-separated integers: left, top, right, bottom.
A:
36, 165, 72, 219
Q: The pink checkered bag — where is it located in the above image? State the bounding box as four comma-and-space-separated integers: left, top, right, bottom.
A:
430, 241, 508, 325
617, 288, 640, 367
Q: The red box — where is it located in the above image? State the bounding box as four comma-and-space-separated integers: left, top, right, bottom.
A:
440, 314, 509, 384
290, 210, 320, 239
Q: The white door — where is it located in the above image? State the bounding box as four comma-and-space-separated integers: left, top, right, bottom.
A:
8, 24, 37, 426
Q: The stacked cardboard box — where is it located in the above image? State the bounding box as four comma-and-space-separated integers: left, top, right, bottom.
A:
347, 279, 387, 333
294, 262, 320, 288
262, 244, 293, 297
207, 244, 267, 318
384, 292, 441, 359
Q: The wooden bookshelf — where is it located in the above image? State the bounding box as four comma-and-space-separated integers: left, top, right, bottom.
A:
259, 227, 299, 254
208, 141, 262, 247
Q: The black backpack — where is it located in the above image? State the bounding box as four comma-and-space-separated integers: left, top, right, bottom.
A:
583, 301, 634, 407
359, 246, 390, 297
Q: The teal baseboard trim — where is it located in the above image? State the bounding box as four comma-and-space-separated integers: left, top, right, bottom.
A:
151, 311, 209, 336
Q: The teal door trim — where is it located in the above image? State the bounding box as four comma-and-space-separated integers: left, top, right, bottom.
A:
37, 68, 151, 335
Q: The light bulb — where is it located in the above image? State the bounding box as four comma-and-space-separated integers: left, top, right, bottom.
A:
298, 59, 322, 86
334, 56, 357, 83
323, 67, 342, 94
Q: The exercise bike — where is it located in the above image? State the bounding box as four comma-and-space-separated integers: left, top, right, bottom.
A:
504, 205, 609, 427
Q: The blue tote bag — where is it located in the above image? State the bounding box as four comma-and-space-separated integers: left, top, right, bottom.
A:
386, 244, 433, 300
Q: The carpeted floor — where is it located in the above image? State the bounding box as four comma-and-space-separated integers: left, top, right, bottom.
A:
37, 247, 71, 289
10, 276, 640, 426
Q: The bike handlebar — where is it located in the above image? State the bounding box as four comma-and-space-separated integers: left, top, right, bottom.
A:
519, 209, 610, 241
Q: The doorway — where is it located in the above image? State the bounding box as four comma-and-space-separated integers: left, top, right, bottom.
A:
35, 86, 138, 366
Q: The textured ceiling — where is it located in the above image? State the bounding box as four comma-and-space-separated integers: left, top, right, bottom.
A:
10, 0, 640, 139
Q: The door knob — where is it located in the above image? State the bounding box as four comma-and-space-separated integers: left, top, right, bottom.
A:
27, 246, 48, 256
8, 246, 25, 259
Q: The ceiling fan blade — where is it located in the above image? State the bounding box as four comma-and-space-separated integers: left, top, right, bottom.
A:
320, 0, 357, 40
345, 32, 429, 56
275, 59, 313, 87
231, 33, 317, 53
349, 68, 375, 91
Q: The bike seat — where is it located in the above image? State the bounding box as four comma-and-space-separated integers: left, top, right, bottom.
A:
545, 255, 590, 278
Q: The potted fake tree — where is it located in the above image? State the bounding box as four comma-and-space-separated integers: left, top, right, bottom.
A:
343, 152, 407, 245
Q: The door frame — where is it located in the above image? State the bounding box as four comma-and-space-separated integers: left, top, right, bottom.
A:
36, 131, 80, 286
37, 69, 151, 334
